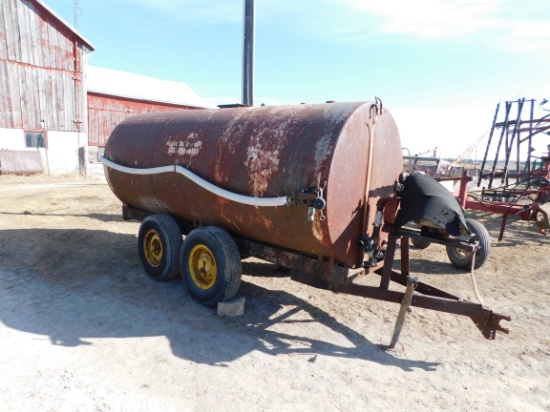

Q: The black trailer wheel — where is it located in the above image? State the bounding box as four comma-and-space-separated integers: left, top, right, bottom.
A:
138, 214, 183, 281
446, 218, 491, 270
180, 227, 242, 307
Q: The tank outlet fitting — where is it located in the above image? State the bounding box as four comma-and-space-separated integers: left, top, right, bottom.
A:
308, 207, 315, 222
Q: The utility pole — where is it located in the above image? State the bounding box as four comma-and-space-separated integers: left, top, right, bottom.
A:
242, 0, 254, 106
73, 0, 79, 29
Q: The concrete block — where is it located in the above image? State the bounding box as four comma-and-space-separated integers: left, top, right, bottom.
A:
217, 296, 246, 317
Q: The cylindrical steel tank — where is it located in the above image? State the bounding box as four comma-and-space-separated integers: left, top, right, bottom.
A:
103, 101, 402, 268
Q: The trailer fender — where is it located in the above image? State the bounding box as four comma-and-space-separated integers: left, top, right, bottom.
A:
395, 172, 469, 237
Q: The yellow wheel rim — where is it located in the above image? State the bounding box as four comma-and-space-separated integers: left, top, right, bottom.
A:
143, 229, 163, 267
189, 244, 217, 290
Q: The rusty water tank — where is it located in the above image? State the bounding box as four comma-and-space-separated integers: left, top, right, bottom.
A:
103, 101, 402, 268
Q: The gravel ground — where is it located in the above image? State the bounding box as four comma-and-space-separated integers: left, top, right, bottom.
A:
0, 175, 549, 411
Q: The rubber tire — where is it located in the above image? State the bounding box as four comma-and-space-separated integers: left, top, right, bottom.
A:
137, 214, 183, 281
410, 236, 432, 249
446, 218, 490, 270
180, 227, 242, 307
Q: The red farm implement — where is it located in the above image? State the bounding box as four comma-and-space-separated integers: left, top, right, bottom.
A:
450, 99, 550, 240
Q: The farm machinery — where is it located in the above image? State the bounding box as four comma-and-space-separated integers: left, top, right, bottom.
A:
443, 99, 550, 241
101, 100, 510, 344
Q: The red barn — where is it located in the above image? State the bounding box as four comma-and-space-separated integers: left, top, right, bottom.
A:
0, 0, 94, 174
86, 66, 208, 163
0, 0, 207, 175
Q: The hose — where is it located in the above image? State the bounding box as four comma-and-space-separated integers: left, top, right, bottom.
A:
99, 156, 289, 207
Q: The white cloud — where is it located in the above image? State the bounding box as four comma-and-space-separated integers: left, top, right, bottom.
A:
119, 0, 550, 50
393, 96, 550, 160
337, 0, 502, 39
391, 103, 494, 159
506, 20, 550, 50
296, 0, 550, 50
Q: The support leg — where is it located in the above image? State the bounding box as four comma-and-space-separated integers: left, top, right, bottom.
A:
380, 234, 398, 290
498, 214, 508, 241
401, 236, 410, 278
387, 277, 418, 349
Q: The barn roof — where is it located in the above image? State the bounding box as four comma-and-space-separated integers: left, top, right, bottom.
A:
86, 66, 209, 108
35, 0, 95, 50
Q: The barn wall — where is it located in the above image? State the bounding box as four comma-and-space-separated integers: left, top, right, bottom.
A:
0, 0, 91, 133
0, 0, 92, 174
87, 93, 200, 147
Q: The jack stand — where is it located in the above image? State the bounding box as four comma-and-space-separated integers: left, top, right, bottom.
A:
387, 276, 418, 349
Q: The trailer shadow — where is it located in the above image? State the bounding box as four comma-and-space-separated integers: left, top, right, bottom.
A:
242, 259, 291, 277
235, 280, 438, 371
0, 228, 438, 372
0, 210, 122, 223
398, 257, 465, 276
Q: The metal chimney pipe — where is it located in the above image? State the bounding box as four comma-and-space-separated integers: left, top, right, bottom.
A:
243, 0, 254, 106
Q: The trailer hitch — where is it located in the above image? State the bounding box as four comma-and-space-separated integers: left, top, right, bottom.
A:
473, 310, 511, 340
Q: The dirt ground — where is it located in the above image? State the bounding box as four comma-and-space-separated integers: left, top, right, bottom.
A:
0, 174, 549, 411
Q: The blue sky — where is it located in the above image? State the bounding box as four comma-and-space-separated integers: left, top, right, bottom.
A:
47, 0, 550, 159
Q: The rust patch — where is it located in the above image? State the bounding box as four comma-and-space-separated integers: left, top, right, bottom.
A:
245, 141, 280, 196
